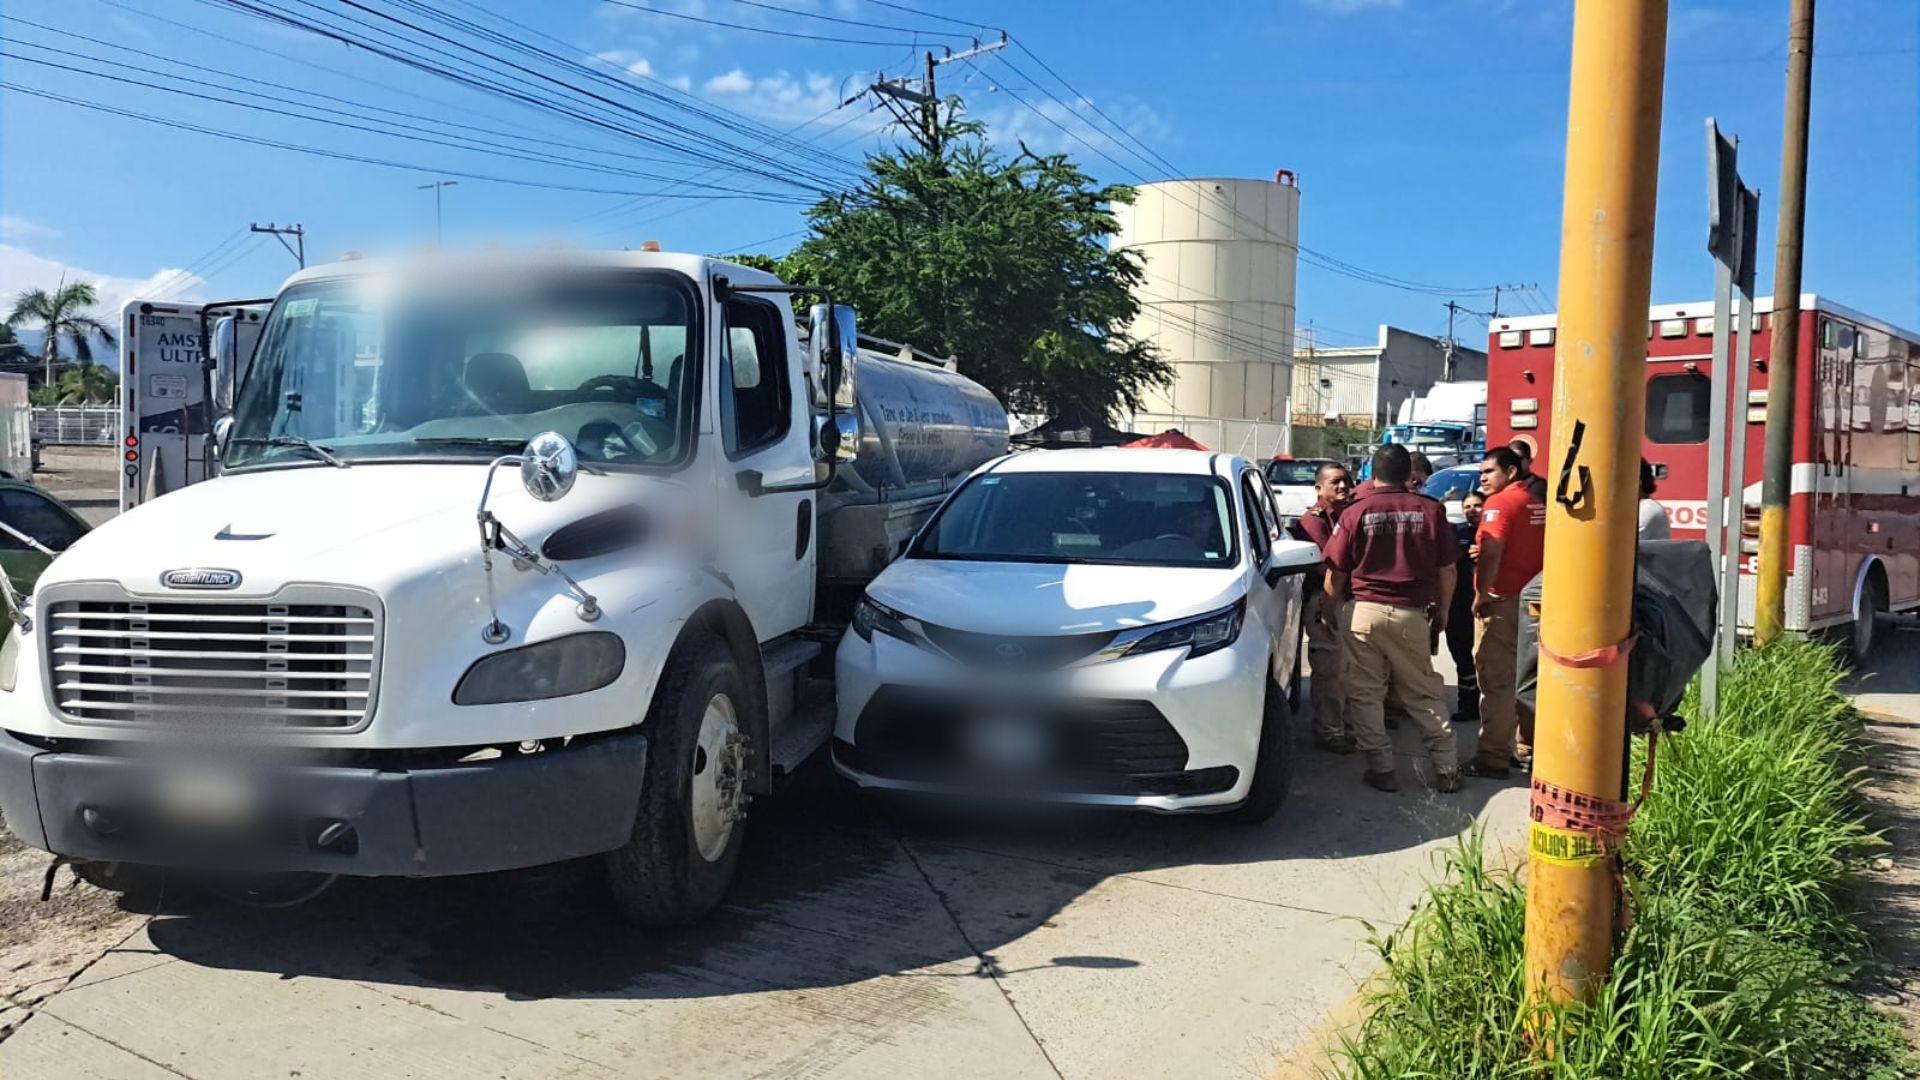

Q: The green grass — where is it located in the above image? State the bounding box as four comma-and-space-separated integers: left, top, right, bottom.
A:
1336, 639, 1915, 1079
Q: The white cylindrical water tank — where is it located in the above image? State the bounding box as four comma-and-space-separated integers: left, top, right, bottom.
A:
1112, 173, 1300, 424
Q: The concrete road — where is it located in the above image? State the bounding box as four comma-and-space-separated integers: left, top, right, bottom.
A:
0, 726, 1527, 1080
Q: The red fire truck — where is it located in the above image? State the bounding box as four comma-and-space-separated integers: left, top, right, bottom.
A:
1485, 295, 1920, 660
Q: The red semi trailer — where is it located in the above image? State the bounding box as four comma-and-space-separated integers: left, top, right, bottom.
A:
1485, 295, 1920, 660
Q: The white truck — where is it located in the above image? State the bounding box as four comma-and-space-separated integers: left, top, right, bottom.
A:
0, 251, 1007, 923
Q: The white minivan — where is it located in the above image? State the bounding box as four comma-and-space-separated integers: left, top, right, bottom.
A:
833, 448, 1322, 820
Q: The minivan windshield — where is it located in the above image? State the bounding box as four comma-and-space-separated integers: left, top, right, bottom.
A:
226, 271, 697, 470
910, 471, 1237, 568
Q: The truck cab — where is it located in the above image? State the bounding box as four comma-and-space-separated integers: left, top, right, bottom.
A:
0, 250, 1006, 923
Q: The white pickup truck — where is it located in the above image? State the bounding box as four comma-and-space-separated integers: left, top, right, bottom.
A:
0, 250, 1006, 923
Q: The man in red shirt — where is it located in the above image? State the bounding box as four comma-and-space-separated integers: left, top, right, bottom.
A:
1289, 461, 1355, 753
1323, 444, 1461, 793
1466, 446, 1547, 777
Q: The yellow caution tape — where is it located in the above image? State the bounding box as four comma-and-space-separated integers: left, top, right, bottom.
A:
1529, 822, 1608, 867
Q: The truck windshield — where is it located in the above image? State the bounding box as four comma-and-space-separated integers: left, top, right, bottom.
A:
226, 272, 697, 469
1265, 460, 1325, 486
910, 471, 1237, 568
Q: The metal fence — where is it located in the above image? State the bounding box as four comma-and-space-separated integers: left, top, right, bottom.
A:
32, 407, 118, 445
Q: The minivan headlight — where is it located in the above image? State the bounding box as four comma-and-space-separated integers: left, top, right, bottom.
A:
851, 595, 913, 644
1120, 601, 1245, 660
453, 631, 625, 705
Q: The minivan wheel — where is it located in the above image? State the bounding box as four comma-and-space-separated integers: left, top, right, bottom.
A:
1224, 675, 1293, 824
606, 633, 750, 926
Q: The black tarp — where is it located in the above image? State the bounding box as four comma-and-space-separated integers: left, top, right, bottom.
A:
1011, 412, 1142, 450
1517, 539, 1717, 727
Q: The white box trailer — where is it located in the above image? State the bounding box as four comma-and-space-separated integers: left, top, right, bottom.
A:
118, 297, 270, 510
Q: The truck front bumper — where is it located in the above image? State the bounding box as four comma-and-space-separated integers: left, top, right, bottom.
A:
0, 728, 646, 878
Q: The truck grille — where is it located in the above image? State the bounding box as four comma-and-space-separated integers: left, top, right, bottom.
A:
45, 596, 379, 730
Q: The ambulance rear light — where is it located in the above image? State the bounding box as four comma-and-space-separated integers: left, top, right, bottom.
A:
1510, 416, 1539, 430
1748, 408, 1768, 423
1528, 328, 1555, 346
1741, 538, 1760, 555
1509, 397, 1539, 414
1497, 330, 1523, 349
1695, 316, 1714, 336
1658, 319, 1689, 339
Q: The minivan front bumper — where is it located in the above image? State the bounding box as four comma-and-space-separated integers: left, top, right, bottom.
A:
0, 728, 645, 877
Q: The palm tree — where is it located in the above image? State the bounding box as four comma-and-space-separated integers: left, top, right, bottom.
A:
5, 279, 117, 388
54, 364, 118, 405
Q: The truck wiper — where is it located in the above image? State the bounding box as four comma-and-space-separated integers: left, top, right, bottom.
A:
228, 435, 349, 468
412, 436, 530, 451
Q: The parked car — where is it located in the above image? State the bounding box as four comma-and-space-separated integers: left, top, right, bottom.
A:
1264, 456, 1337, 519
0, 478, 90, 595
834, 448, 1321, 820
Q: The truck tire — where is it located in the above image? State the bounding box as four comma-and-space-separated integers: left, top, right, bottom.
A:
1848, 574, 1887, 668
605, 632, 750, 926
1224, 675, 1293, 825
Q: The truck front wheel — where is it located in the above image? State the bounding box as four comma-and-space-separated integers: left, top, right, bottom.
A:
605, 633, 750, 926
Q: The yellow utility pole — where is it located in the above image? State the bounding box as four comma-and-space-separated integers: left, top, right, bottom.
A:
1525, 0, 1668, 1003
1755, 0, 1816, 646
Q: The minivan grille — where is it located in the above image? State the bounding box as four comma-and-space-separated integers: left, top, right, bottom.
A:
46, 598, 378, 730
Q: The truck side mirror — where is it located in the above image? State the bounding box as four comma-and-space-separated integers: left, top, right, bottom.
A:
806, 302, 859, 410
814, 411, 860, 465
211, 415, 234, 459
211, 316, 238, 414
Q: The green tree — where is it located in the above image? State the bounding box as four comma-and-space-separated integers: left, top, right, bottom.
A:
52, 364, 118, 405
6, 279, 117, 388
761, 110, 1169, 421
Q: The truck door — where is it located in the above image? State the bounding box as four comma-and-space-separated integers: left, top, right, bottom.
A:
1813, 317, 1855, 623
714, 294, 815, 640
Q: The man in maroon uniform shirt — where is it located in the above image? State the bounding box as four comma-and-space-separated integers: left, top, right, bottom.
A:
1323, 445, 1462, 793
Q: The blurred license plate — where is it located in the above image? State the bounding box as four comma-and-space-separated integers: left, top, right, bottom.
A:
966, 715, 1047, 770
155, 769, 257, 826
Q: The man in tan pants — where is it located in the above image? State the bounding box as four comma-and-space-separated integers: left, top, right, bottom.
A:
1288, 462, 1356, 752
1323, 445, 1462, 793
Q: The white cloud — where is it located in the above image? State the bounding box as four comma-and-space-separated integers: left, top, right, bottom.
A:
1301, 0, 1404, 11
0, 244, 205, 360
0, 216, 58, 243
590, 48, 699, 92
704, 67, 754, 94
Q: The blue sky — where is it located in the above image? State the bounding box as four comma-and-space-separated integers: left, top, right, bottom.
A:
1, 0, 1915, 363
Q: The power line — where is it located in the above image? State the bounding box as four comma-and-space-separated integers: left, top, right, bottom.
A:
600, 0, 933, 48
2, 80, 813, 202
0, 39, 805, 196
715, 0, 972, 39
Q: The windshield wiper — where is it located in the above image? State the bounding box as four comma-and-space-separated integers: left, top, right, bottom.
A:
229, 435, 349, 468
412, 436, 529, 452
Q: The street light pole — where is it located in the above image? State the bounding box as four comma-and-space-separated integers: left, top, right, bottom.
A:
418, 180, 458, 243
1525, 0, 1668, 1006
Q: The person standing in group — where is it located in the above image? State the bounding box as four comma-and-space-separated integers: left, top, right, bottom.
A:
1447, 489, 1485, 725
1408, 451, 1435, 490
1463, 447, 1547, 779
1638, 458, 1671, 540
1323, 444, 1462, 794
1289, 461, 1356, 754
1509, 439, 1549, 501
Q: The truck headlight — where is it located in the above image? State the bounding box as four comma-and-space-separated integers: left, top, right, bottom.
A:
453, 631, 625, 706
1120, 601, 1245, 660
851, 595, 913, 644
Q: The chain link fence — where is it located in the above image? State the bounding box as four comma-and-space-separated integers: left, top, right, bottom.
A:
33, 407, 118, 445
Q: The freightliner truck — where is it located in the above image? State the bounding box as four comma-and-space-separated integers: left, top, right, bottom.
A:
0, 250, 1007, 923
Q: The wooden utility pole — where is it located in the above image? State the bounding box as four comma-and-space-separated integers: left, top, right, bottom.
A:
1525, 0, 1668, 1004
1755, 0, 1816, 646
